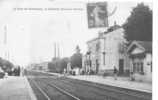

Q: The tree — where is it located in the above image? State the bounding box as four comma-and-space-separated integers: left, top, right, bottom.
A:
48, 58, 69, 73
0, 57, 14, 72
48, 62, 56, 72
123, 3, 152, 41
70, 45, 82, 69
60, 58, 69, 69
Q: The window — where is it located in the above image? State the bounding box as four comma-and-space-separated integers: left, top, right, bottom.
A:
136, 63, 140, 72
133, 62, 144, 74
140, 62, 144, 74
133, 63, 136, 72
140, 63, 143, 72
90, 60, 92, 67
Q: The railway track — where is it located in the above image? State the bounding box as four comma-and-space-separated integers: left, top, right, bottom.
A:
44, 75, 151, 100
27, 71, 152, 100
43, 77, 119, 100
28, 77, 81, 100
57, 77, 151, 100
28, 78, 49, 100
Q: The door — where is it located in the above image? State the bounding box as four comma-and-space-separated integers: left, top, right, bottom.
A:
96, 59, 99, 73
119, 59, 124, 74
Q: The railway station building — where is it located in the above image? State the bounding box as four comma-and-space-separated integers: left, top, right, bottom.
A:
82, 24, 152, 83
82, 24, 130, 75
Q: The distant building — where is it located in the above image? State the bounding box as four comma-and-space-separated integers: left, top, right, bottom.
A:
127, 41, 152, 82
83, 24, 129, 75
31, 62, 49, 71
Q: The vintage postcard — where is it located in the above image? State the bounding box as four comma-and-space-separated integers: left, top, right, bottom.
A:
0, 0, 153, 100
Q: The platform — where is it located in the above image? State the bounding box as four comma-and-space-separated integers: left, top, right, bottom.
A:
0, 76, 37, 100
68, 75, 152, 93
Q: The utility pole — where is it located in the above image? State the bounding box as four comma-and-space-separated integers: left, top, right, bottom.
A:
54, 42, 56, 59
57, 43, 60, 58
4, 25, 7, 45
4, 25, 9, 60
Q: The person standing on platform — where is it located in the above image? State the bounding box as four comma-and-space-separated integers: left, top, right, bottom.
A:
113, 66, 118, 80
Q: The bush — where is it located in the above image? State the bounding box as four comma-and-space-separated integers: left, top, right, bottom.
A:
89, 70, 95, 75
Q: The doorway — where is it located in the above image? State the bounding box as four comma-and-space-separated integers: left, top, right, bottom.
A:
119, 59, 124, 75
96, 59, 99, 73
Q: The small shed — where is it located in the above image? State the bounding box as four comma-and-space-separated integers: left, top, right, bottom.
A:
127, 41, 152, 82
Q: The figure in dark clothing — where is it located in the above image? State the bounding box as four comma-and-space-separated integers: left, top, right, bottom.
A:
13, 68, 17, 76
13, 66, 21, 76
113, 66, 118, 80
17, 67, 20, 76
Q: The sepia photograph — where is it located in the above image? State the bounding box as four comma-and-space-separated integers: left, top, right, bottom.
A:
0, 0, 153, 100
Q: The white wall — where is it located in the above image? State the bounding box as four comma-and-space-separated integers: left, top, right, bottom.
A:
144, 53, 152, 75
99, 28, 127, 71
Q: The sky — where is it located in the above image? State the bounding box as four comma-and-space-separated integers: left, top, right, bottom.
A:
0, 0, 152, 66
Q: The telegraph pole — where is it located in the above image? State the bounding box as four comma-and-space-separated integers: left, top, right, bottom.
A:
54, 42, 56, 59
4, 25, 7, 45
57, 43, 60, 58
4, 25, 9, 60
